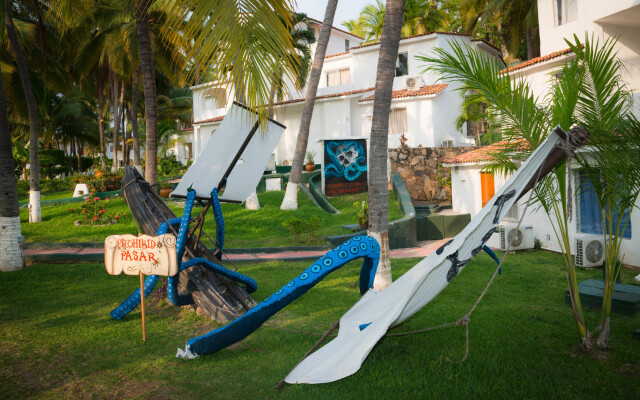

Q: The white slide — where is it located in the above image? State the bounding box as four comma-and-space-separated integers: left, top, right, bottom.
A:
172, 102, 285, 203
285, 129, 566, 384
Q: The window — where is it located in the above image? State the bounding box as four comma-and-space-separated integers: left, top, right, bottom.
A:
578, 171, 632, 239
204, 88, 227, 109
505, 203, 519, 219
555, 0, 577, 26
345, 39, 350, 52
395, 52, 408, 77
389, 108, 407, 134
326, 68, 350, 86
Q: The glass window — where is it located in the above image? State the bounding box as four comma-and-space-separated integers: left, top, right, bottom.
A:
345, 39, 350, 52
395, 53, 408, 77
578, 171, 632, 239
389, 108, 408, 134
326, 68, 350, 86
555, 0, 577, 25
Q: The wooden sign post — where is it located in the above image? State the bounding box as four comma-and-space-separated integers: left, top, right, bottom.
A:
105, 234, 178, 341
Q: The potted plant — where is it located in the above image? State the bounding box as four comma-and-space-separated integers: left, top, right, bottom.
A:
353, 200, 368, 229
94, 169, 104, 179
305, 151, 316, 172
158, 179, 173, 198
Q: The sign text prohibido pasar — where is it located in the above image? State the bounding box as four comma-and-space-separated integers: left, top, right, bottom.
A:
323, 138, 368, 196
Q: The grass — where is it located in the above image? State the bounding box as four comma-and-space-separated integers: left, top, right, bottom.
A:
1, 251, 638, 399
18, 190, 75, 202
19, 190, 403, 247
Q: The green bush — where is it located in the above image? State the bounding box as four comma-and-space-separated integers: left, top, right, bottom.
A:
66, 156, 94, 173
39, 149, 69, 178
159, 154, 185, 177
282, 216, 322, 244
78, 171, 123, 192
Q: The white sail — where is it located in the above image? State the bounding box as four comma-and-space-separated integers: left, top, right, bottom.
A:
285, 129, 564, 384
172, 102, 286, 203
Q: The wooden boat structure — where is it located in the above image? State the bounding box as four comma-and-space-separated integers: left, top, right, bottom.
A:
121, 166, 256, 323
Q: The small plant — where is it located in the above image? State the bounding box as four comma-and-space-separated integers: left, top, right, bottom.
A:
282, 216, 322, 244
435, 164, 451, 188
79, 194, 127, 225
534, 237, 542, 250
353, 201, 368, 228
305, 151, 316, 164
80, 171, 122, 193
399, 134, 409, 149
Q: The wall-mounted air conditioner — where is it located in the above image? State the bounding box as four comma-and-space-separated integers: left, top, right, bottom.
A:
405, 76, 423, 90
498, 223, 534, 251
575, 234, 605, 268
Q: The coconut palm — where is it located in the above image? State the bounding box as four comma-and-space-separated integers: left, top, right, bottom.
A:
420, 35, 636, 350
280, 0, 339, 210
5, 0, 41, 223
342, 16, 368, 40
361, 0, 386, 42
367, 0, 407, 290
0, 48, 23, 270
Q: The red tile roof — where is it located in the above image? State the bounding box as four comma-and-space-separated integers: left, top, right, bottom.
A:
307, 18, 365, 40
359, 84, 447, 102
179, 127, 194, 132
504, 48, 575, 73
353, 31, 472, 50
325, 51, 350, 59
442, 140, 529, 164
274, 87, 375, 106
193, 115, 225, 125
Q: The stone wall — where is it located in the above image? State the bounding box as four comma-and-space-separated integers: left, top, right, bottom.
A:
389, 146, 479, 203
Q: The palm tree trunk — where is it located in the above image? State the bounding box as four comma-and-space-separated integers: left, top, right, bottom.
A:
136, 0, 158, 188
5, 1, 41, 223
0, 57, 24, 271
111, 71, 121, 171
131, 67, 142, 172
281, 0, 339, 210
120, 80, 127, 167
368, 0, 406, 290
97, 69, 106, 170
76, 138, 82, 172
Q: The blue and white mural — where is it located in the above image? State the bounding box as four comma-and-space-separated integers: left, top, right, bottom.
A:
323, 139, 368, 196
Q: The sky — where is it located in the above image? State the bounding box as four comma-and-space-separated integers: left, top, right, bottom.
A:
294, 0, 382, 28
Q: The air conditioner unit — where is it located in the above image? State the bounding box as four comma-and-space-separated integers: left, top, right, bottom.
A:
575, 234, 605, 268
405, 76, 422, 90
442, 140, 454, 148
498, 223, 534, 251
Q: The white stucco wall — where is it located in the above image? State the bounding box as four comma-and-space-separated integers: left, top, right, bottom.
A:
448, 161, 640, 267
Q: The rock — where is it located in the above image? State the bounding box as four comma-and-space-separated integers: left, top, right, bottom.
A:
195, 306, 205, 316
74, 220, 82, 226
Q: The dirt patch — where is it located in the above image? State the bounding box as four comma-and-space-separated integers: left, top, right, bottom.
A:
47, 372, 170, 399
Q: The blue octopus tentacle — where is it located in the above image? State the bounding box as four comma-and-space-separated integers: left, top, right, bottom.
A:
211, 188, 224, 261
167, 190, 197, 305
110, 220, 179, 320
179, 236, 380, 357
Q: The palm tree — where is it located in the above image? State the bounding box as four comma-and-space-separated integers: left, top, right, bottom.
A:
361, 0, 386, 42
368, 0, 407, 290
130, 66, 142, 172
0, 42, 24, 271
280, 0, 339, 210
342, 16, 368, 40
420, 35, 636, 350
5, 0, 41, 223
135, 0, 159, 186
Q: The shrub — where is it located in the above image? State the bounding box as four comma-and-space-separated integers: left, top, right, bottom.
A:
39, 149, 69, 178
159, 154, 185, 177
78, 195, 127, 225
282, 216, 322, 244
79, 171, 123, 193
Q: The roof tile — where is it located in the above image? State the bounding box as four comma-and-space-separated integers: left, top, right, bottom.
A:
442, 140, 528, 164
359, 84, 447, 102
504, 48, 575, 73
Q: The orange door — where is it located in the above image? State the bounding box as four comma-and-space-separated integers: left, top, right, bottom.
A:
480, 171, 495, 207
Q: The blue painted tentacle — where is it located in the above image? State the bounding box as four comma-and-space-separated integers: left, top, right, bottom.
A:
166, 191, 197, 305
482, 245, 502, 274
179, 257, 257, 293
211, 188, 224, 260
182, 236, 380, 357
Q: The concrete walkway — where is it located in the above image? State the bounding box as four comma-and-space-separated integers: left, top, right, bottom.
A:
23, 239, 450, 263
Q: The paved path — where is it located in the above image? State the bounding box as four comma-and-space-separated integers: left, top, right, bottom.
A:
23, 239, 449, 263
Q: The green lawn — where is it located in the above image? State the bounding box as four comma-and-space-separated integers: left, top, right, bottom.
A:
19, 190, 403, 247
18, 190, 75, 202
1, 251, 638, 399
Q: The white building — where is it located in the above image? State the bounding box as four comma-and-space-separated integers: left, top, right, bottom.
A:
182, 26, 502, 166
444, 0, 640, 266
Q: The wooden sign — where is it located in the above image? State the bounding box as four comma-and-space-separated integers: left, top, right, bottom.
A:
105, 234, 178, 277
